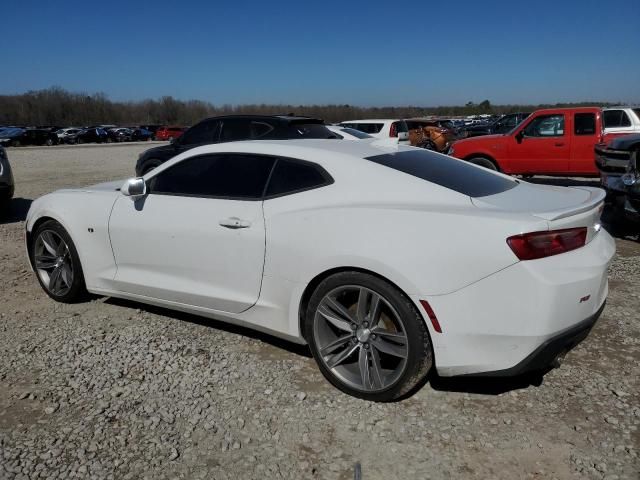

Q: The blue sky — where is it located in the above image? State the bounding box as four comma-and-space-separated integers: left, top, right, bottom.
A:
3, 0, 639, 106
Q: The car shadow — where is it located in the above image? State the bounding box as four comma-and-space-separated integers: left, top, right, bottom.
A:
427, 370, 548, 396
1, 198, 33, 225
104, 297, 313, 359
105, 298, 549, 398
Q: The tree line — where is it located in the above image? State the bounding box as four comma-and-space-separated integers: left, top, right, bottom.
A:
0, 87, 620, 127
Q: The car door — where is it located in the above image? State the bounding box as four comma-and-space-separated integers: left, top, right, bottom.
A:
507, 113, 569, 174
569, 111, 599, 175
108, 152, 275, 313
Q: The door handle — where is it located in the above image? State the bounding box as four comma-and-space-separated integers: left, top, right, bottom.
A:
219, 217, 251, 229
554, 142, 565, 147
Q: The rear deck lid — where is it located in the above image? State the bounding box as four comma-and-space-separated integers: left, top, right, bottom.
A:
472, 182, 605, 241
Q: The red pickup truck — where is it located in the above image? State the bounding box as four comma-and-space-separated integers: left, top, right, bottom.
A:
448, 107, 608, 176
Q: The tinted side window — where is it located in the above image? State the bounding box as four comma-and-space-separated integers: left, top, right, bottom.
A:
250, 121, 275, 139
361, 123, 384, 134
603, 110, 631, 128
220, 119, 251, 142
150, 153, 275, 199
285, 123, 334, 139
574, 113, 596, 135
523, 114, 565, 137
265, 159, 331, 197
180, 120, 219, 145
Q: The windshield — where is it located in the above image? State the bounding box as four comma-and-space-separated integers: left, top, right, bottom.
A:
366, 150, 517, 197
341, 128, 372, 139
289, 124, 336, 139
0, 128, 24, 137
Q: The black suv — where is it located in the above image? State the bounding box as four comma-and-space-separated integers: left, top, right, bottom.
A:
135, 115, 335, 175
463, 112, 531, 138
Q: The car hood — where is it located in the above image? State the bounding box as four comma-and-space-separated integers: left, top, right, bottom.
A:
62, 180, 125, 194
608, 133, 640, 150
454, 133, 505, 145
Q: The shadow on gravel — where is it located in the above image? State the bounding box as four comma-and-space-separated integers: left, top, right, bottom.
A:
105, 297, 313, 359
0, 198, 32, 225
429, 370, 548, 395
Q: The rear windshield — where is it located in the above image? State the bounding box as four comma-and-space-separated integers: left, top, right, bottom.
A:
287, 124, 336, 139
341, 127, 372, 139
366, 150, 517, 197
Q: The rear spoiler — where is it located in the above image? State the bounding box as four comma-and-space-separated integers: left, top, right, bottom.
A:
532, 187, 605, 221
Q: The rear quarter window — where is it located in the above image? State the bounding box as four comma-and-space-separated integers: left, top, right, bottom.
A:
366, 150, 517, 198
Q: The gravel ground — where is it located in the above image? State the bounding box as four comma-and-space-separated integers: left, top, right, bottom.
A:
0, 144, 638, 480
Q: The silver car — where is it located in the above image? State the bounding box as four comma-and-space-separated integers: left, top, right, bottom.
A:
0, 146, 14, 212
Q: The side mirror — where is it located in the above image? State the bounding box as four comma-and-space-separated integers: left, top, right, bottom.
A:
397, 132, 409, 141
121, 177, 147, 198
515, 130, 525, 143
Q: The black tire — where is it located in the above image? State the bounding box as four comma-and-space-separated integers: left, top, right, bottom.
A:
140, 160, 162, 175
30, 220, 88, 303
11, 140, 21, 147
76, 137, 84, 144
469, 157, 498, 171
305, 271, 433, 402
45, 138, 53, 146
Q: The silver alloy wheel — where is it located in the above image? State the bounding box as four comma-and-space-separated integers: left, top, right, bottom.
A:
34, 230, 73, 296
313, 286, 409, 392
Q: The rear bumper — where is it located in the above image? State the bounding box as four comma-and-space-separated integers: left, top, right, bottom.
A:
415, 229, 615, 376
463, 301, 604, 377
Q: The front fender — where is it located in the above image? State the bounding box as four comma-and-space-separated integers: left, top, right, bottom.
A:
26, 191, 119, 290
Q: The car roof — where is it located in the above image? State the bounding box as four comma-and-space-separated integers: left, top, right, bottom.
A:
340, 119, 400, 123
198, 114, 324, 124
183, 139, 413, 164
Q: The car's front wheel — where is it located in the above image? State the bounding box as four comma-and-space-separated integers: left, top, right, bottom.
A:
30, 220, 87, 303
306, 271, 433, 401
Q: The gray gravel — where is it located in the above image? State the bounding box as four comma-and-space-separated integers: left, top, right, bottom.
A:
1, 144, 639, 479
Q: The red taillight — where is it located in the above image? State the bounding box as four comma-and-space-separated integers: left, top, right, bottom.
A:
390, 122, 397, 137
507, 227, 587, 261
419, 300, 442, 333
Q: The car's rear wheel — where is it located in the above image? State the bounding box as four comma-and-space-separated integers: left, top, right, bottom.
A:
45, 139, 53, 146
31, 220, 87, 303
305, 271, 433, 401
469, 157, 498, 171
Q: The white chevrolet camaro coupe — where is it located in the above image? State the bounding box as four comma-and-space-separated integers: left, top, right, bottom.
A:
25, 140, 615, 401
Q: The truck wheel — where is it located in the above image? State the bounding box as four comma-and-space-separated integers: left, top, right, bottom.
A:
469, 157, 498, 171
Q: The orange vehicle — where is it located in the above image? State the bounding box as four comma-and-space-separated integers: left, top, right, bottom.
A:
405, 119, 455, 152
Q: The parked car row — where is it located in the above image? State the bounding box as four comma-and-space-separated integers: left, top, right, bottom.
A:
0, 124, 186, 147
